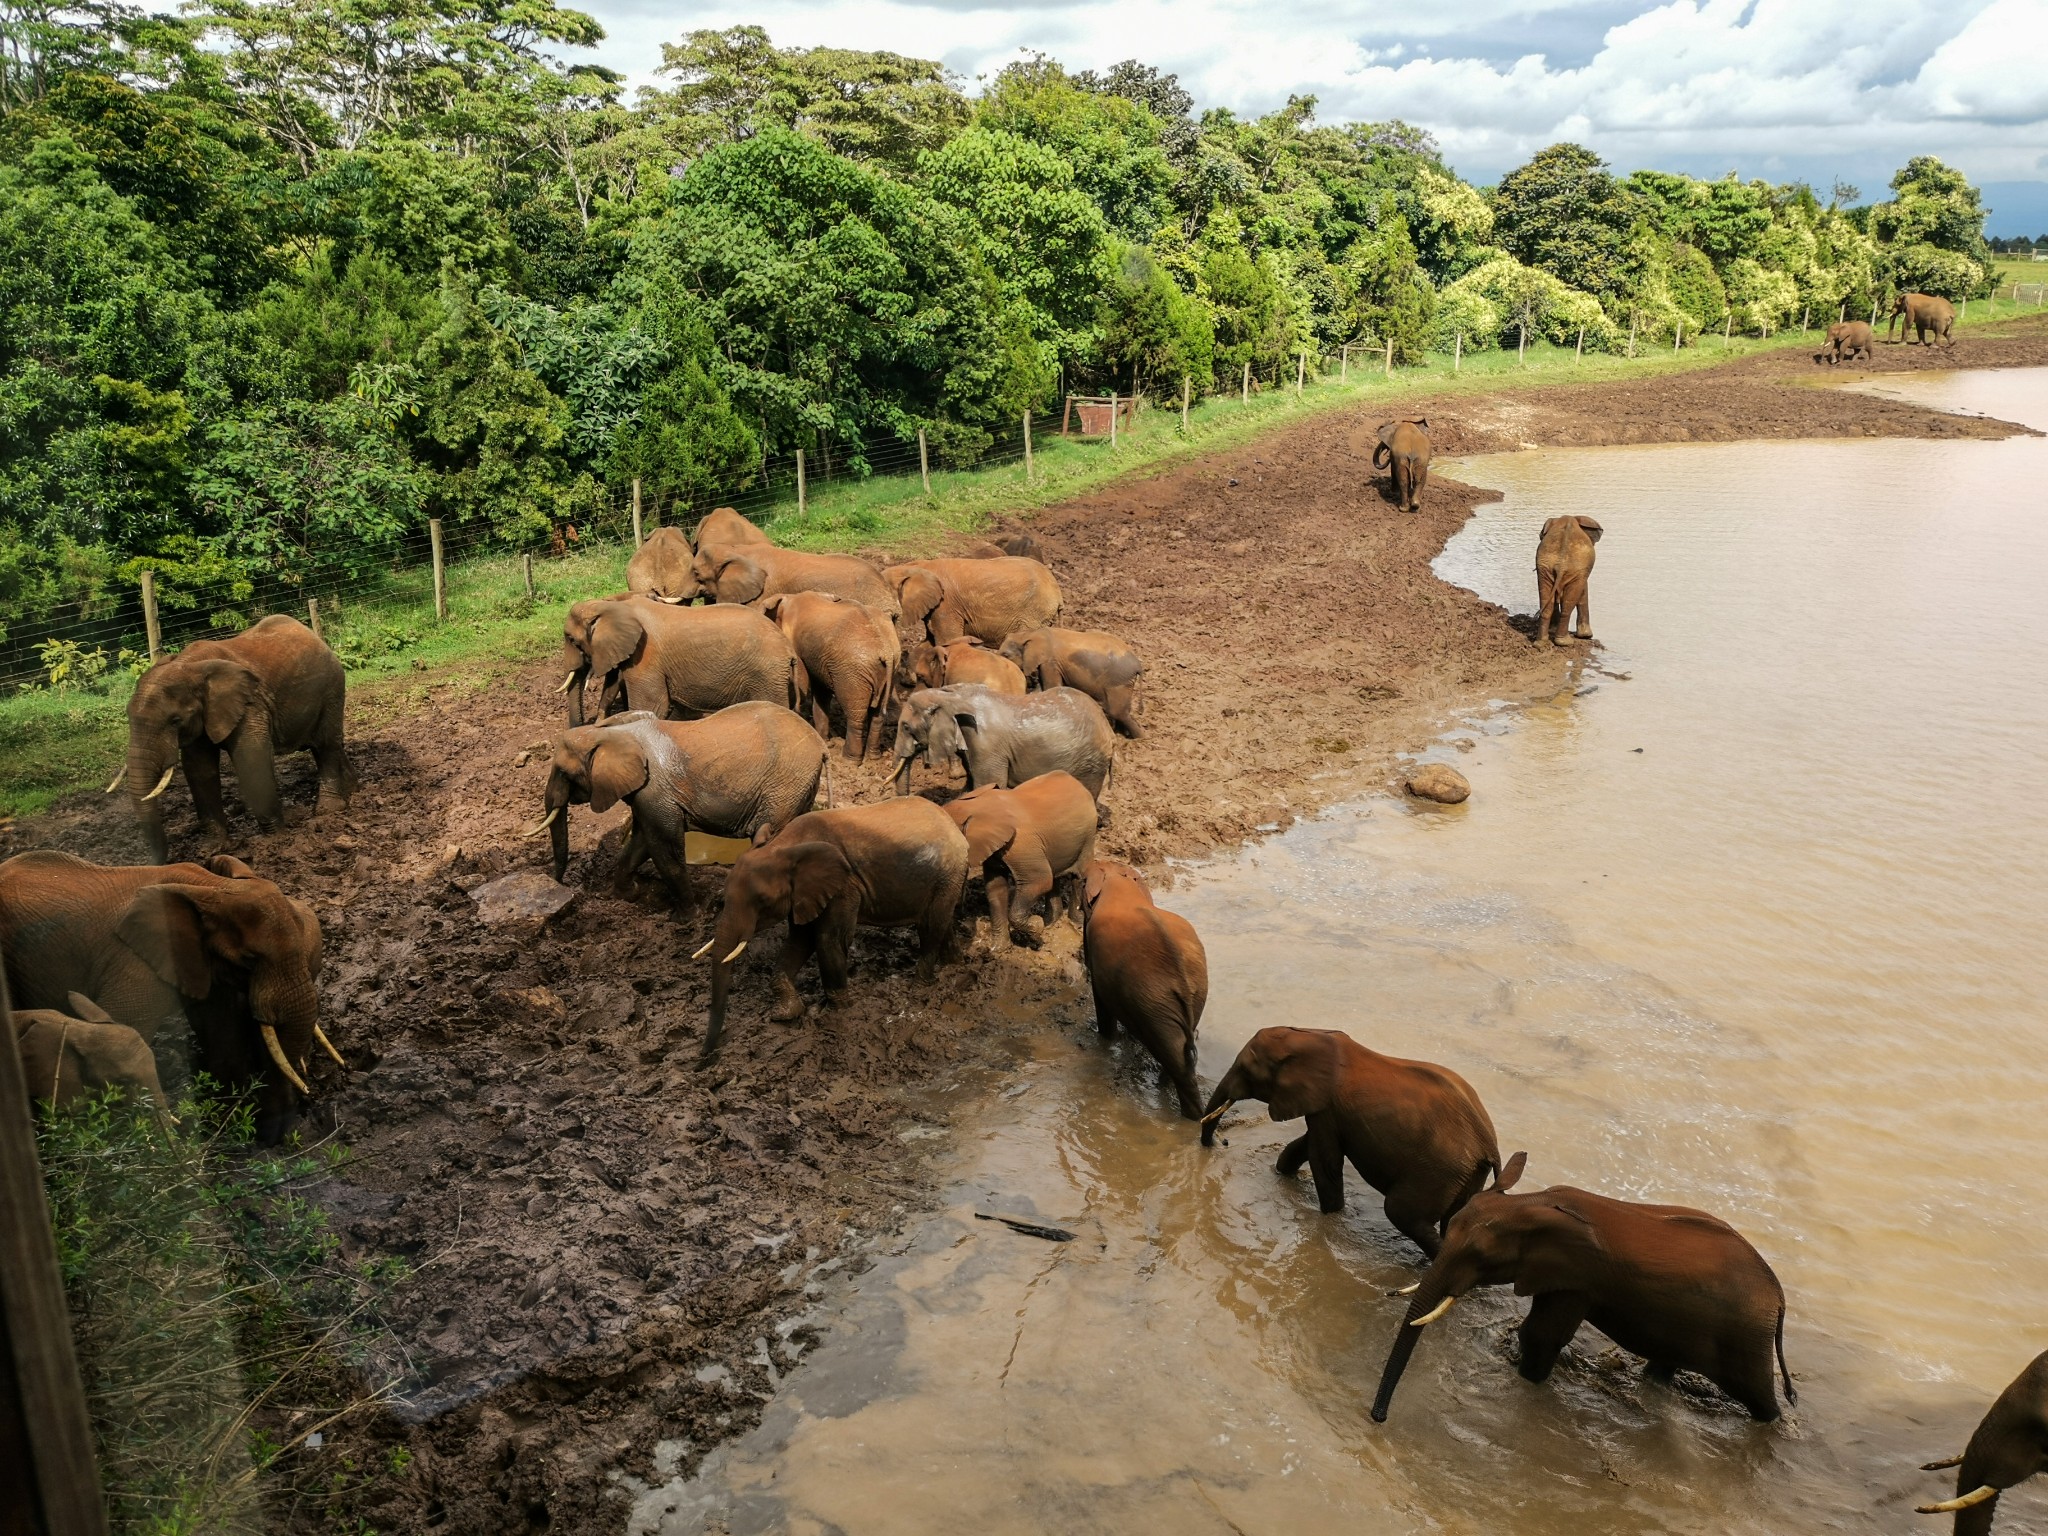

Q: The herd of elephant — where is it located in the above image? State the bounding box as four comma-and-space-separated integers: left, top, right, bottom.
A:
1, 421, 2039, 1529
1814, 290, 1960, 365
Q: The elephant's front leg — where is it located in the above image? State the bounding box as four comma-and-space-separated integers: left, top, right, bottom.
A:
1515, 1291, 1589, 1383
772, 924, 818, 1022
815, 903, 859, 1003
1278, 1116, 1347, 1212
183, 740, 231, 847
983, 867, 1017, 947
1000, 842, 1056, 948
643, 821, 694, 915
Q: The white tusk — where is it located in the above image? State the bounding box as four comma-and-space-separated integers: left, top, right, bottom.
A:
1917, 1487, 1998, 1514
1199, 1098, 1234, 1128
261, 1025, 311, 1095
1390, 1283, 1421, 1296
721, 940, 747, 964
1410, 1296, 1457, 1327
313, 1025, 345, 1067
557, 671, 579, 693
141, 766, 175, 801
105, 770, 126, 794
523, 807, 560, 838
691, 937, 719, 960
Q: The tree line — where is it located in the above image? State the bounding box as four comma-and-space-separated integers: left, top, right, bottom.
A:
0, 3, 2001, 640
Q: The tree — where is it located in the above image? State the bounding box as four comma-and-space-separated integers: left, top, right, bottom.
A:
978, 55, 1172, 239
1871, 155, 1993, 297
1097, 242, 1211, 394
1494, 143, 1638, 301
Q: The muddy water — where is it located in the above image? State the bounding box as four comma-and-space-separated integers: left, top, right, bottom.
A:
644, 371, 2048, 1535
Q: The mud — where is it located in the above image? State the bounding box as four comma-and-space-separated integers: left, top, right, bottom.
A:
11, 324, 2045, 1533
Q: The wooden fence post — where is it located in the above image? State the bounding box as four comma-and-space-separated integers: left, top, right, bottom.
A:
1724, 311, 1733, 347
1109, 397, 1118, 448
306, 597, 321, 641
918, 428, 931, 493
796, 449, 806, 516
1181, 375, 1190, 432
140, 569, 161, 664
1675, 321, 1683, 353
1022, 410, 1033, 480
523, 554, 534, 599
1628, 311, 1638, 357
630, 478, 643, 547
1383, 336, 1393, 377
430, 518, 446, 620
1575, 325, 1584, 363
1296, 349, 1304, 396
1241, 361, 1249, 403
1454, 332, 1462, 371
1518, 317, 1527, 365
1801, 304, 1810, 334
0, 971, 112, 1536
1340, 344, 1349, 382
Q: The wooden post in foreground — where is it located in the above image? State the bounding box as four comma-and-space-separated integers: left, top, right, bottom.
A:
1454, 332, 1462, 371
1340, 344, 1349, 382
1296, 350, 1304, 396
1724, 312, 1733, 347
1181, 376, 1190, 432
1801, 305, 1810, 334
918, 428, 931, 494
1384, 336, 1394, 378
1628, 312, 1638, 357
306, 597, 321, 641
1109, 397, 1118, 448
430, 518, 446, 620
522, 554, 534, 599
1575, 325, 1585, 363
1674, 321, 1683, 353
630, 478, 643, 547
1241, 361, 1249, 403
796, 449, 807, 516
0, 971, 112, 1536
1022, 410, 1033, 480
140, 570, 161, 664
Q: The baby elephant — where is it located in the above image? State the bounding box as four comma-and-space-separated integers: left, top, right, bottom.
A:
1535, 515, 1601, 646
1372, 1165, 1795, 1425
901, 637, 1028, 697
1201, 1026, 1507, 1258
1815, 320, 1874, 366
1917, 1351, 2048, 1533
893, 685, 1115, 801
1000, 627, 1145, 738
1079, 861, 1207, 1119
534, 706, 826, 912
696, 798, 969, 1056
1374, 418, 1431, 513
13, 992, 172, 1120
944, 772, 1098, 947
759, 591, 901, 761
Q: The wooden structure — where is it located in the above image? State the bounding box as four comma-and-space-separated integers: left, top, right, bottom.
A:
1060, 395, 1135, 438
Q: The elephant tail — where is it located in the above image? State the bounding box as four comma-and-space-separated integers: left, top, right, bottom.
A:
1372, 441, 1391, 470
1775, 1304, 1796, 1407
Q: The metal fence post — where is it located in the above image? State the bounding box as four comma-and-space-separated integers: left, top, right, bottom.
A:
430, 518, 446, 621
795, 450, 806, 516
140, 570, 161, 664
918, 428, 930, 495
631, 478, 643, 547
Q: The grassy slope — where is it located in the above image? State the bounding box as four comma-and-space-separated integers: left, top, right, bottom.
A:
0, 310, 2026, 819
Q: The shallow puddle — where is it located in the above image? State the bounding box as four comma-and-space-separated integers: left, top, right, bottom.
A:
646, 371, 2048, 1535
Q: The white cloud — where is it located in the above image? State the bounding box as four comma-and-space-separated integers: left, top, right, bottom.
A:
572, 0, 2048, 209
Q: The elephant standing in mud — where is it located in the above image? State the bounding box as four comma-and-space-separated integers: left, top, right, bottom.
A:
13, 992, 172, 1119
557, 597, 798, 727
884, 557, 1062, 646
691, 545, 896, 614
892, 685, 1115, 801
1370, 1164, 1795, 1425
626, 527, 698, 602
1535, 515, 1602, 647
692, 507, 772, 552
1816, 320, 1875, 365
1200, 1026, 1508, 1258
943, 772, 1098, 948
901, 638, 1027, 697
0, 850, 333, 1142
758, 592, 901, 761
1889, 292, 1956, 347
1079, 860, 1208, 1120
114, 614, 351, 864
696, 799, 969, 1056
1917, 1351, 2048, 1533
533, 706, 827, 912
1374, 419, 1432, 514
1000, 627, 1145, 738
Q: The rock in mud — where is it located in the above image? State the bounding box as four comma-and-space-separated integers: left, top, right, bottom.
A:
469, 868, 578, 933
1405, 764, 1471, 804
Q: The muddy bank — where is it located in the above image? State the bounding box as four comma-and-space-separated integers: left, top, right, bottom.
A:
13, 336, 2043, 1534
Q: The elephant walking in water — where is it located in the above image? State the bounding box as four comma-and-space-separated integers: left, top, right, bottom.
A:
943, 772, 1098, 948
1373, 419, 1432, 513
1079, 860, 1207, 1120
1917, 1351, 2048, 1533
1535, 515, 1602, 646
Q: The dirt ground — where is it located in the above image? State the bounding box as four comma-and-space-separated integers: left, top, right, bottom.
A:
14, 323, 2044, 1533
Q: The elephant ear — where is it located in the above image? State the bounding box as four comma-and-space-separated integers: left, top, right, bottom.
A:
1493, 1150, 1528, 1191
65, 992, 115, 1024
1575, 517, 1604, 543
958, 811, 1016, 869
205, 854, 258, 879
117, 885, 215, 999
587, 736, 649, 813
1411, 417, 1429, 431
718, 555, 766, 604
1513, 1202, 1608, 1296
1265, 1036, 1336, 1121
759, 595, 786, 625
588, 607, 645, 676
202, 661, 262, 745
787, 843, 855, 925
1081, 861, 1113, 909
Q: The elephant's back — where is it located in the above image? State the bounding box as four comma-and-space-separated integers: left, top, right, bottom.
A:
770, 551, 892, 608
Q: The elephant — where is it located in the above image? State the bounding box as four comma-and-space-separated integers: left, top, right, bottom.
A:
692, 506, 772, 552
1078, 860, 1207, 1119
943, 772, 1098, 948
695, 798, 969, 1056
1535, 515, 1601, 647
690, 545, 897, 614
533, 706, 827, 912
1815, 320, 1875, 365
884, 557, 1062, 646
1374, 419, 1432, 514
954, 532, 1046, 562
1889, 292, 1956, 347
1199, 1026, 1507, 1258
1916, 1351, 2048, 1534
0, 850, 332, 1142
758, 591, 901, 760
13, 992, 173, 1120
900, 638, 1028, 697
891, 685, 1115, 801
1000, 627, 1145, 738
557, 597, 799, 727
626, 527, 697, 602
1370, 1166, 1795, 1425
114, 614, 351, 864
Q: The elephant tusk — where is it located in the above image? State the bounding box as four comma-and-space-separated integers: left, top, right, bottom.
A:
557, 671, 579, 693
1410, 1297, 1457, 1327
1921, 1455, 1966, 1472
1917, 1487, 1998, 1514
690, 936, 719, 961
105, 769, 126, 794
261, 1025, 311, 1096
1199, 1099, 1234, 1129
721, 941, 747, 964
313, 1025, 345, 1067
523, 807, 560, 838
1389, 1282, 1421, 1297
141, 766, 176, 801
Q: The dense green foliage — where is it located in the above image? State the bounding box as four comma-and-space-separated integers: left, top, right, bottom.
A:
0, 5, 1996, 645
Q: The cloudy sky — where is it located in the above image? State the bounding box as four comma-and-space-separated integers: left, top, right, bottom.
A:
570, 0, 2048, 233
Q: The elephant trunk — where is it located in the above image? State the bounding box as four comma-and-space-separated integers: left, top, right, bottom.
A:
891, 732, 918, 796
1199, 1068, 1246, 1146
127, 731, 177, 864
560, 645, 591, 726
702, 910, 758, 1058
230, 715, 282, 827
1370, 1273, 1456, 1423
544, 770, 573, 881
